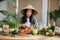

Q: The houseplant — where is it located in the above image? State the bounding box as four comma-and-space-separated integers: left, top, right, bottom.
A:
49, 6, 60, 26
49, 6, 60, 35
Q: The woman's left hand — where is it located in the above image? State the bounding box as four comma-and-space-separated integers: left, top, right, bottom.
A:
29, 27, 34, 31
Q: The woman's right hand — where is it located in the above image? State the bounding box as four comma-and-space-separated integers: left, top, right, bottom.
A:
29, 27, 34, 31
21, 24, 26, 28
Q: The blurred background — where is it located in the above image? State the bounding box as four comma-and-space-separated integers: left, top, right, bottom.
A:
0, 0, 60, 27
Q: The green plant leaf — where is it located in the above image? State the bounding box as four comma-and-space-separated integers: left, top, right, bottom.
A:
0, 0, 4, 2
9, 22, 19, 28
49, 8, 60, 22
0, 10, 20, 28
7, 0, 16, 8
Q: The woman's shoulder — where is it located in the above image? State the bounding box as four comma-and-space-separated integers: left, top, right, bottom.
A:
33, 16, 37, 20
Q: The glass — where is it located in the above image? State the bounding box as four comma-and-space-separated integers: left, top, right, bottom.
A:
3, 25, 9, 30
39, 22, 44, 30
0, 27, 2, 34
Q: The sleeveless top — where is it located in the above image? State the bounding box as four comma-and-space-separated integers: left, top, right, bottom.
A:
19, 16, 38, 29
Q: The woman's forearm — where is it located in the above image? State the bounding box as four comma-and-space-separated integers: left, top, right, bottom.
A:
21, 24, 26, 28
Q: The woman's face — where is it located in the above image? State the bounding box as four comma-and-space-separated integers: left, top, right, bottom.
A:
26, 9, 32, 18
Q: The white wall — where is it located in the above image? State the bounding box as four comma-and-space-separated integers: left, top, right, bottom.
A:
0, 0, 7, 21
0, 0, 7, 10
42, 0, 48, 26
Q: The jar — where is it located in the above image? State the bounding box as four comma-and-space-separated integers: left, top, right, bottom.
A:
55, 27, 59, 33
2, 25, 9, 35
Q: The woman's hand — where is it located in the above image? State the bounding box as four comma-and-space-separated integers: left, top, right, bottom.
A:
29, 27, 34, 31
21, 24, 26, 28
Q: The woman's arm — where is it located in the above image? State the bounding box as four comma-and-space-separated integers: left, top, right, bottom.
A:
19, 17, 26, 28
21, 24, 26, 28
33, 17, 38, 29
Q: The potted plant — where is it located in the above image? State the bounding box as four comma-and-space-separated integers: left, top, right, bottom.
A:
49, 6, 60, 26
49, 6, 60, 35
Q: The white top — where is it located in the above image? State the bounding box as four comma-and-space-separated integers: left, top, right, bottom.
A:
26, 18, 31, 27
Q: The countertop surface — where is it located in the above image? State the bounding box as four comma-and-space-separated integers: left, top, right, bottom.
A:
0, 35, 60, 40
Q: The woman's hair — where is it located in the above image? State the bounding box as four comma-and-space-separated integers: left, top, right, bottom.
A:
21, 9, 35, 24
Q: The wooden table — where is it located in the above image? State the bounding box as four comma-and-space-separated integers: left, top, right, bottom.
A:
0, 35, 60, 40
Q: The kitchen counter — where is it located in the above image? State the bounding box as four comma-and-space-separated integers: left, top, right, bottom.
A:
0, 35, 60, 40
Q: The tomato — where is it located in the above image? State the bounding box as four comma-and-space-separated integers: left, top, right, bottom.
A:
18, 27, 34, 35
25, 28, 29, 34
18, 29, 26, 35
18, 29, 21, 33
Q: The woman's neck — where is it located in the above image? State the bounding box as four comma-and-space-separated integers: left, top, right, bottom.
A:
27, 17, 29, 18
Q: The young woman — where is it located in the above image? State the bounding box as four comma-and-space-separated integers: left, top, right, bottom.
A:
20, 5, 38, 30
